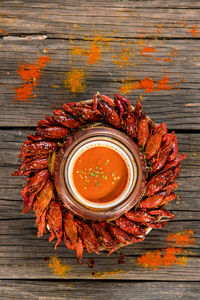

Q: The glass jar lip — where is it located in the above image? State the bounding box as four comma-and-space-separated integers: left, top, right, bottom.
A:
53, 125, 146, 220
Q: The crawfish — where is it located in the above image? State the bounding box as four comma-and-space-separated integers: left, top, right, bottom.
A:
150, 145, 170, 174
98, 100, 121, 128
93, 222, 116, 252
20, 141, 58, 159
137, 111, 149, 148
53, 114, 83, 129
36, 207, 48, 237
113, 94, 132, 119
168, 134, 178, 161
71, 106, 102, 122
115, 216, 145, 236
34, 180, 54, 226
145, 123, 167, 160
145, 167, 177, 196
21, 169, 50, 213
93, 93, 114, 108
109, 225, 131, 244
63, 213, 83, 264
64, 235, 83, 264
63, 212, 78, 248
134, 99, 142, 119
114, 94, 136, 138
46, 200, 63, 249
27, 134, 45, 142
12, 156, 49, 176
139, 191, 168, 209
148, 221, 168, 229
162, 153, 187, 173
148, 209, 174, 220
77, 222, 100, 255
36, 126, 70, 139
162, 182, 178, 192
37, 118, 55, 128
125, 210, 157, 224
63, 101, 101, 123
160, 192, 176, 206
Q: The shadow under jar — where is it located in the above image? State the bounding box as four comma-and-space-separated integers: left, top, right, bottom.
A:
54, 126, 146, 220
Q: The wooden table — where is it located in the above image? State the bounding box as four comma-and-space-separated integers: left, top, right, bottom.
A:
0, 1, 200, 299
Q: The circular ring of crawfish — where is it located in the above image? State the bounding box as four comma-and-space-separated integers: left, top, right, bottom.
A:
13, 93, 187, 263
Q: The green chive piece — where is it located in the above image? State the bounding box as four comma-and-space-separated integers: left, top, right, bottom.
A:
95, 166, 98, 170
90, 171, 96, 177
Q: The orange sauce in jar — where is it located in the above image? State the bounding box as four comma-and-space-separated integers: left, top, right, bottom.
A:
72, 146, 128, 203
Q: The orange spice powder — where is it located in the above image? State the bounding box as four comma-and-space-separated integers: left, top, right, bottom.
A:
64, 68, 86, 94
112, 47, 135, 67
71, 35, 102, 64
137, 247, 187, 270
48, 255, 71, 277
167, 230, 195, 246
15, 56, 50, 101
118, 75, 172, 94
140, 47, 156, 57
190, 25, 198, 37
137, 230, 194, 270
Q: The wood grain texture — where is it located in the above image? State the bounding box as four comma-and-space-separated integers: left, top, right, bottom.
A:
0, 38, 200, 128
1, 0, 200, 38
0, 1, 200, 128
0, 280, 200, 300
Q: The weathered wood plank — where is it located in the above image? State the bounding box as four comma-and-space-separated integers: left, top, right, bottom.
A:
1, 0, 200, 38
0, 221, 199, 280
0, 38, 200, 128
0, 280, 199, 300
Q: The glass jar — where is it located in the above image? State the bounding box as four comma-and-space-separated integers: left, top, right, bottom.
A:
54, 125, 146, 220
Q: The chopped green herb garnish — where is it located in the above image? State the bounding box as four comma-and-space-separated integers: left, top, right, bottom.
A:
95, 180, 99, 186
95, 166, 99, 170
90, 171, 96, 177
80, 170, 85, 174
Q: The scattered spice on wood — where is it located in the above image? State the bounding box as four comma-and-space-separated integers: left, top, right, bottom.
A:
137, 229, 195, 270
140, 47, 156, 56
112, 47, 135, 67
92, 269, 124, 278
118, 75, 172, 94
15, 55, 50, 101
48, 255, 71, 277
190, 25, 198, 37
137, 248, 187, 270
154, 24, 162, 34
167, 230, 195, 246
63, 68, 86, 94
71, 35, 102, 64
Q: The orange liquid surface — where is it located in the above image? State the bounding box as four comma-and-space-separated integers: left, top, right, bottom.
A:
72, 146, 128, 203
